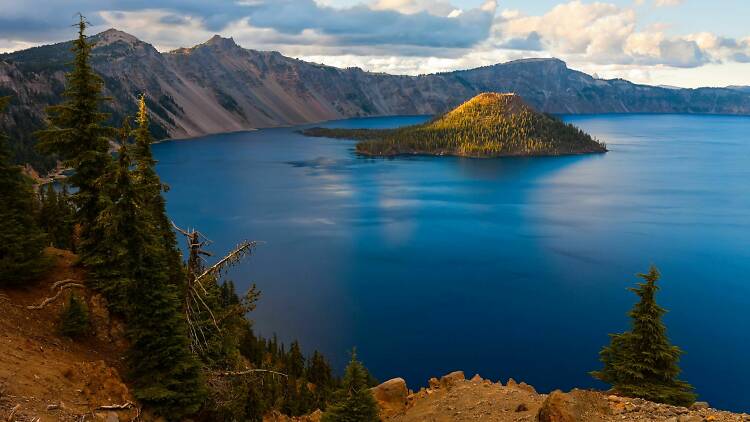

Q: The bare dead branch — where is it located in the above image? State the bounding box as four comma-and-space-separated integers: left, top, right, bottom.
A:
27, 284, 86, 310
96, 402, 134, 410
50, 279, 78, 290
195, 241, 258, 284
216, 369, 288, 378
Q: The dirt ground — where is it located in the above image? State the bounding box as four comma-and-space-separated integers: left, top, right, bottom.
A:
0, 248, 137, 422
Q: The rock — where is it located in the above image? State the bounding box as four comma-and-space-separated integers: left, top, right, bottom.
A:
470, 374, 483, 383
518, 382, 537, 394
93, 411, 120, 422
304, 409, 323, 422
46, 403, 59, 411
690, 401, 710, 411
439, 371, 465, 389
507, 378, 517, 388
371, 378, 408, 417
428, 377, 440, 389
538, 390, 610, 422
516, 403, 529, 412
677, 416, 703, 422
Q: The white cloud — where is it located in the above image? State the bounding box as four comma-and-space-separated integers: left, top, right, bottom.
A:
653, 0, 683, 7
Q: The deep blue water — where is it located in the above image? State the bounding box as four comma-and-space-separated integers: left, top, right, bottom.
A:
154, 114, 750, 412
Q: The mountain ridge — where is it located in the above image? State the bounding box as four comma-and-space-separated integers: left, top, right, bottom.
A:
2, 29, 750, 170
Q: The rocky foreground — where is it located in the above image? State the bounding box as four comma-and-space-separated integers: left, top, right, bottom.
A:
364, 371, 750, 422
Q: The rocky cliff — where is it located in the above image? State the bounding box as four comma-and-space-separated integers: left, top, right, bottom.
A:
3, 29, 750, 170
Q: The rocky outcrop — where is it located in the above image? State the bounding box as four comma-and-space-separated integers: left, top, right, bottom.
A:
380, 371, 750, 422
439, 371, 465, 389
371, 378, 409, 417
538, 389, 610, 422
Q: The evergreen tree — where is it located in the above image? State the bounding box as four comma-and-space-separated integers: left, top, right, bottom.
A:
0, 96, 49, 286
38, 183, 76, 250
131, 95, 183, 285
60, 293, 90, 338
98, 149, 205, 418
322, 350, 380, 422
592, 265, 696, 406
35, 15, 115, 263
288, 341, 306, 379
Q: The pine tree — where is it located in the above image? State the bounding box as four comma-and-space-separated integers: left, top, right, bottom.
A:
98, 148, 205, 417
131, 95, 183, 285
287, 341, 306, 379
38, 183, 76, 250
0, 96, 50, 286
35, 15, 115, 263
592, 265, 696, 406
60, 293, 89, 338
322, 350, 380, 422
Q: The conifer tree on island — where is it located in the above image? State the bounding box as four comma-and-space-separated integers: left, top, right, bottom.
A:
592, 265, 696, 406
0, 96, 49, 286
35, 15, 115, 264
322, 349, 380, 422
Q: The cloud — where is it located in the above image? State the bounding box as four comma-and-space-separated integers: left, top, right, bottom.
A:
490, 1, 747, 68
0, 0, 496, 54
653, 0, 683, 6
0, 0, 748, 88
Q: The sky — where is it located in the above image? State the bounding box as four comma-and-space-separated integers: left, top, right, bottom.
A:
0, 0, 748, 88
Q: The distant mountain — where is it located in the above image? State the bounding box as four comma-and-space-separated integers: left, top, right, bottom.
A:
727, 85, 750, 93
2, 29, 750, 169
303, 92, 606, 157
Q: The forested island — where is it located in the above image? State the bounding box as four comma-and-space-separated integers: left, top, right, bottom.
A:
302, 93, 607, 158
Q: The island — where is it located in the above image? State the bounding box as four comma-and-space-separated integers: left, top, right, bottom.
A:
302, 93, 608, 158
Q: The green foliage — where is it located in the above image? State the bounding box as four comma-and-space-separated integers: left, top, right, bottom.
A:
35, 16, 116, 264
303, 93, 606, 158
60, 293, 89, 338
38, 183, 76, 250
592, 265, 697, 406
97, 149, 205, 418
199, 280, 338, 420
0, 96, 50, 286
322, 350, 380, 422
132, 95, 183, 286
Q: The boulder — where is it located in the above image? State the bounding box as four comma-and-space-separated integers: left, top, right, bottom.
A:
470, 374, 483, 383
538, 389, 610, 422
518, 382, 537, 394
428, 377, 440, 389
371, 378, 408, 417
439, 371, 465, 389
690, 402, 710, 411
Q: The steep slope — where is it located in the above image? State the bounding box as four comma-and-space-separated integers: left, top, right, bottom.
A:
2, 30, 750, 170
0, 248, 137, 422
303, 93, 607, 157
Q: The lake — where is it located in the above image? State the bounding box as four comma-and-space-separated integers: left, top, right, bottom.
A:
154, 114, 750, 412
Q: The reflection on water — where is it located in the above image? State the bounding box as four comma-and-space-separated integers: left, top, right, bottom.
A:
155, 113, 750, 412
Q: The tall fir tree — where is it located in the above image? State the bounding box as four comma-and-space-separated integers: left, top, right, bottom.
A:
322, 350, 380, 422
35, 15, 115, 263
592, 265, 696, 406
38, 183, 76, 250
0, 96, 49, 286
96, 147, 205, 418
131, 95, 183, 285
